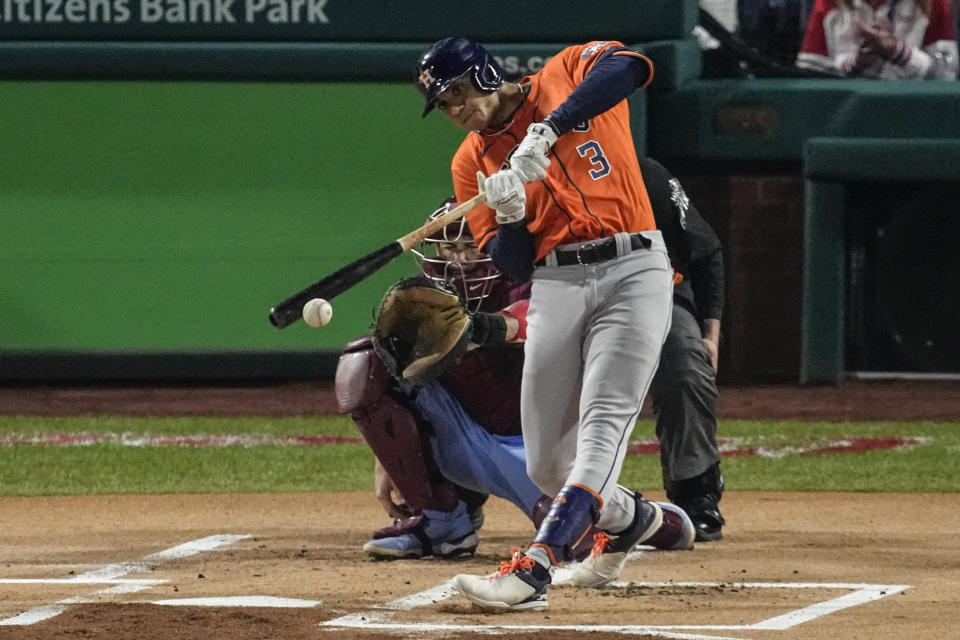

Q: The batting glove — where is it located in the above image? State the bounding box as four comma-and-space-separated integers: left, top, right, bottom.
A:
477, 169, 527, 224
510, 122, 558, 183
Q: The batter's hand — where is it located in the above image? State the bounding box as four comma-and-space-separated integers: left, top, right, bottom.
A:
510, 122, 558, 183
373, 458, 407, 520
477, 169, 527, 224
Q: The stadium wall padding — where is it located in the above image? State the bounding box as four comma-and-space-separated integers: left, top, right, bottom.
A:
1, 82, 464, 357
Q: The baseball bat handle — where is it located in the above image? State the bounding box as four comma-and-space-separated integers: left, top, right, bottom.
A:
397, 192, 486, 252
269, 191, 488, 329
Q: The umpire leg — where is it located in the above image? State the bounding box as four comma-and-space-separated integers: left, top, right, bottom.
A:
649, 303, 726, 541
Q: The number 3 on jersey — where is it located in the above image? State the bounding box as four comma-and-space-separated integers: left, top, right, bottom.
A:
576, 140, 611, 179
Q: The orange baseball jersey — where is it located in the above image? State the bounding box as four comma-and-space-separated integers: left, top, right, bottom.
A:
452, 41, 656, 260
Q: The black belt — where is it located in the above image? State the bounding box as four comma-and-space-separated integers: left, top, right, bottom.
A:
535, 234, 651, 267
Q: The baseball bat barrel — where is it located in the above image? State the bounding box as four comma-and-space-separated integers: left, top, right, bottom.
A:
268, 242, 403, 329
268, 192, 487, 329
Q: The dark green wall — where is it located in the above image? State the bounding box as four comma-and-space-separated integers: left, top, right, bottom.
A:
648, 78, 960, 163
1, 81, 463, 353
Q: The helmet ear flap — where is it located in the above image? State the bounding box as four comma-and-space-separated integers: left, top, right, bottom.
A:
473, 50, 504, 93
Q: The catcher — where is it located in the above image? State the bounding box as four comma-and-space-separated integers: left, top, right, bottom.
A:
334, 198, 696, 560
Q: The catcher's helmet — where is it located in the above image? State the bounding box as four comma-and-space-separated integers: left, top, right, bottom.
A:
411, 197, 501, 312
415, 37, 504, 117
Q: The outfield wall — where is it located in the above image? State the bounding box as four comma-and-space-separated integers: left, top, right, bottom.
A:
1, 82, 462, 364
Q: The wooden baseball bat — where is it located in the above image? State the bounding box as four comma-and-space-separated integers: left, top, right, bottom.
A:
268, 192, 487, 329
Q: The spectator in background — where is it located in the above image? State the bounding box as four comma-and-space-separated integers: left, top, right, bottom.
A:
796, 0, 958, 78
737, 0, 809, 67
696, 0, 747, 76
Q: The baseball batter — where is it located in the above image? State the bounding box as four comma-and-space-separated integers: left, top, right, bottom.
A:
415, 37, 674, 610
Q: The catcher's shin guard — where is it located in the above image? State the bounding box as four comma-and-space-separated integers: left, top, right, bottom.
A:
530, 485, 602, 565
336, 336, 459, 512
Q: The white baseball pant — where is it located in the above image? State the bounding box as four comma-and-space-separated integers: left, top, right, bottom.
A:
521, 230, 674, 533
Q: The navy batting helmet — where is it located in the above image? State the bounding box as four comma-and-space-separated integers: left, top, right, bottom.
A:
415, 37, 505, 117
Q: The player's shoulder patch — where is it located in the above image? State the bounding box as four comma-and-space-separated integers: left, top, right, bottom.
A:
580, 41, 612, 59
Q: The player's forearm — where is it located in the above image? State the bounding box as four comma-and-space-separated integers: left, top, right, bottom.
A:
701, 318, 721, 345
498, 298, 529, 342
487, 221, 536, 283
472, 299, 529, 345
501, 314, 521, 342
690, 253, 725, 322
543, 50, 653, 135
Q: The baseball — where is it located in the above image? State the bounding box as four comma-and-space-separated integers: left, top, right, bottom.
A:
302, 298, 333, 328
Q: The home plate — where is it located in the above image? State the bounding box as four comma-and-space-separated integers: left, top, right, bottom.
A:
153, 596, 321, 608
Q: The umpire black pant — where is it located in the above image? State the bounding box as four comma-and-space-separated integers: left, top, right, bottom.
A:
648, 303, 721, 485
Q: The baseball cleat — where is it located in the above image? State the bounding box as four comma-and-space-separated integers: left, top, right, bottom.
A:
363, 505, 478, 560
568, 496, 663, 588
642, 502, 696, 551
454, 548, 551, 611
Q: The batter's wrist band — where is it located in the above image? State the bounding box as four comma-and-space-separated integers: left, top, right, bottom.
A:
541, 116, 562, 138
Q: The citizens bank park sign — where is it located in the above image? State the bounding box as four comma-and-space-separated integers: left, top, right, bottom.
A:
0, 1, 686, 41
0, 0, 339, 36
0, 1, 663, 78
0, 0, 328, 26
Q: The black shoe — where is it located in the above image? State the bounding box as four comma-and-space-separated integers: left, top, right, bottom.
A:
666, 463, 725, 542
678, 495, 725, 542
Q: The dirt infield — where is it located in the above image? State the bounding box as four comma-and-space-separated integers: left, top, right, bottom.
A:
0, 380, 957, 639
0, 491, 957, 640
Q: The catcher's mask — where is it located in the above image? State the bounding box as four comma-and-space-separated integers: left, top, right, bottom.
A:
411, 197, 501, 313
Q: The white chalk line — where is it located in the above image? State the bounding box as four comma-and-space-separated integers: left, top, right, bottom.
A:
328, 620, 747, 640
0, 533, 250, 626
154, 595, 322, 608
746, 583, 911, 630
144, 534, 250, 561
320, 579, 911, 639
0, 578, 165, 585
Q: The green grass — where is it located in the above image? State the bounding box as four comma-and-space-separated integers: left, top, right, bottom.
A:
621, 419, 960, 493
0, 415, 360, 437
0, 416, 957, 496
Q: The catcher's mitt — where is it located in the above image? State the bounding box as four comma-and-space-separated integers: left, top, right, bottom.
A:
372, 276, 472, 385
